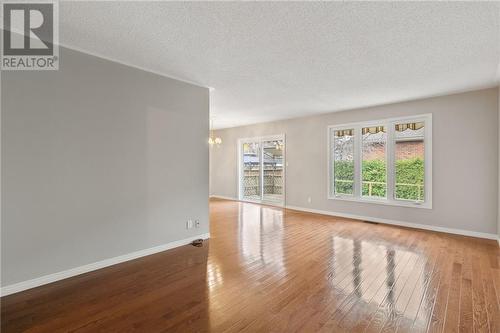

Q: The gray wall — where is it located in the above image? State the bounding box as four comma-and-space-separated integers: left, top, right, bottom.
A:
210, 88, 498, 235
1, 47, 209, 286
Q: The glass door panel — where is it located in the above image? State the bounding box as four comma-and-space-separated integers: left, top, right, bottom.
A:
262, 140, 284, 203
241, 141, 261, 201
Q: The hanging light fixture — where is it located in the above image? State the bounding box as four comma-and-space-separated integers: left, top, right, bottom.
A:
208, 118, 222, 147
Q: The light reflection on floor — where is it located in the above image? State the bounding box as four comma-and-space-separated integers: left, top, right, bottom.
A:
204, 199, 497, 332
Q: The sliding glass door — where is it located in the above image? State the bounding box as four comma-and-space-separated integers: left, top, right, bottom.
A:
262, 139, 284, 203
241, 141, 261, 201
239, 135, 285, 205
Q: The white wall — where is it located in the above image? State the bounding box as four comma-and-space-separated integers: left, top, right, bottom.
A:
1, 47, 209, 287
210, 88, 499, 236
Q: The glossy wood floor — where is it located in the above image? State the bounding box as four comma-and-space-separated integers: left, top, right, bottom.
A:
2, 199, 499, 332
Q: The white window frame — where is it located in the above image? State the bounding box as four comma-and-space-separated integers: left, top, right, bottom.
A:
327, 114, 432, 209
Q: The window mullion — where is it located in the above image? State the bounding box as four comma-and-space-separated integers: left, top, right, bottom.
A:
260, 140, 263, 200
424, 118, 432, 204
354, 126, 362, 198
386, 122, 395, 202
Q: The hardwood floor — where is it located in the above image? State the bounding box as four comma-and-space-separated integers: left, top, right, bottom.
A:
2, 198, 499, 332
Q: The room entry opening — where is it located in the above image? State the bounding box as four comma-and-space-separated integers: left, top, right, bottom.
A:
238, 135, 285, 206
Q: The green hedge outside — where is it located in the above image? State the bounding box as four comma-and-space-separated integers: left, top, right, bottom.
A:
333, 158, 424, 200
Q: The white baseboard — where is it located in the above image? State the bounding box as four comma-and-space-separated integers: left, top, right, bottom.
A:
210, 195, 498, 243
210, 195, 238, 201
285, 205, 498, 240
0, 233, 210, 297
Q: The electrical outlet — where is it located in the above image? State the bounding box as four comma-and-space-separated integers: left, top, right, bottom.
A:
307, 197, 312, 203
186, 220, 193, 229
195, 219, 200, 228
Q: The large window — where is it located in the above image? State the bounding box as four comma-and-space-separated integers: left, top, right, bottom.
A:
328, 114, 432, 208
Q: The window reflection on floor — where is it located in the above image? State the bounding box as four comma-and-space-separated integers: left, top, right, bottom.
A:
238, 204, 285, 272
330, 235, 429, 327
204, 199, 473, 332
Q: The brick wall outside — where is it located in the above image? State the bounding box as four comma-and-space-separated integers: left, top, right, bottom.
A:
363, 140, 424, 160
395, 140, 424, 160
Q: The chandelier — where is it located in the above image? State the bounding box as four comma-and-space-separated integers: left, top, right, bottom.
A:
208, 118, 222, 147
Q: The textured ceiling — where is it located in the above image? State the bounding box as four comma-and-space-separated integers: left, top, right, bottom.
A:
60, 2, 500, 129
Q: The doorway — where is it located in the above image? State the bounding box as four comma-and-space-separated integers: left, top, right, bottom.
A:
238, 135, 285, 206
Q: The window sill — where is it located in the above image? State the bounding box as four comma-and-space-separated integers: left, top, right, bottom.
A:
327, 195, 432, 209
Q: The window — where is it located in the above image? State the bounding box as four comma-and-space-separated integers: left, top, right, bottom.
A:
332, 129, 355, 195
328, 114, 432, 208
394, 122, 425, 202
362, 126, 386, 199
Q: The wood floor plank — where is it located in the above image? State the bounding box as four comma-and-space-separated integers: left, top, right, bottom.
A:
1, 198, 498, 333
425, 237, 455, 333
459, 242, 474, 333
471, 251, 490, 332
478, 245, 500, 333
442, 242, 464, 333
